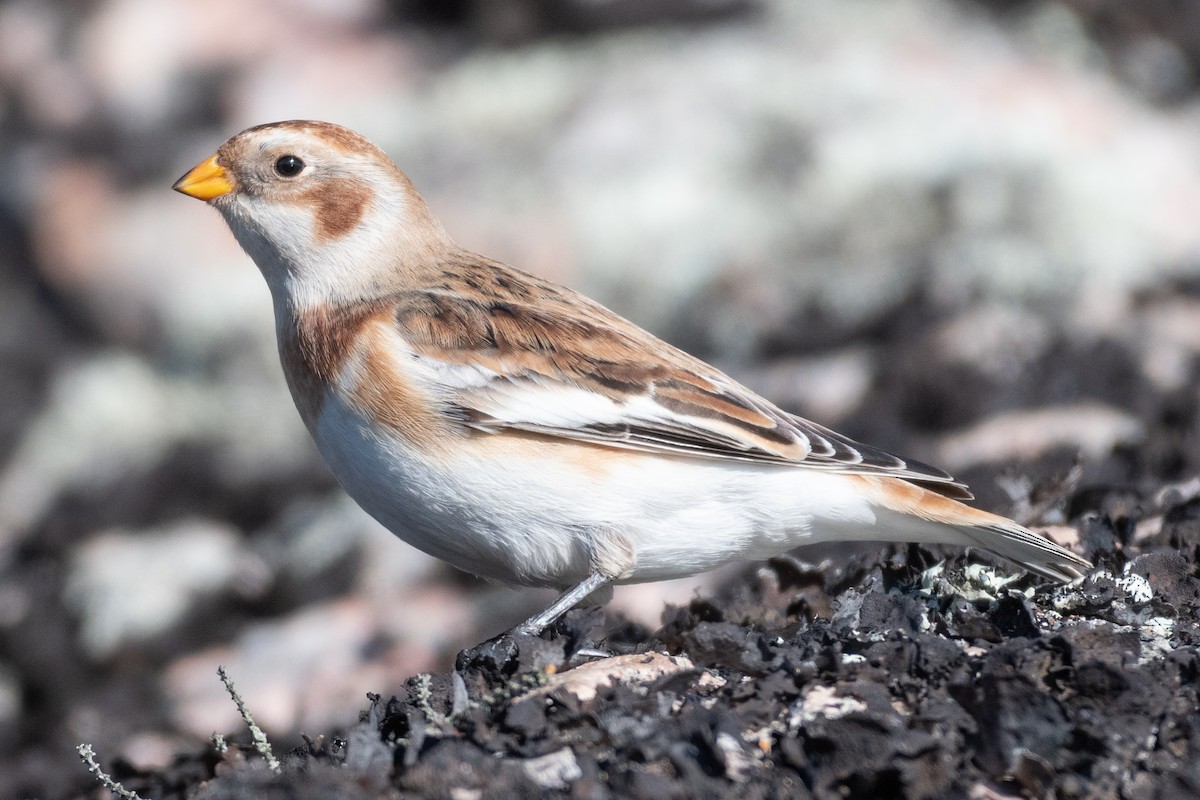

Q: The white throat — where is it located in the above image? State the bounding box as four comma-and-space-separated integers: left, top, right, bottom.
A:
219, 189, 452, 313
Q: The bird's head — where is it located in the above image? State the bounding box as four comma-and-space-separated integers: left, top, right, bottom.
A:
174, 120, 452, 309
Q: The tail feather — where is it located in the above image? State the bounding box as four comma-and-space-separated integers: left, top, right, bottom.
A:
858, 475, 1092, 583
958, 522, 1090, 582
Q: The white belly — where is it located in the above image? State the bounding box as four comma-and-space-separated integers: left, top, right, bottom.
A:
311, 394, 882, 588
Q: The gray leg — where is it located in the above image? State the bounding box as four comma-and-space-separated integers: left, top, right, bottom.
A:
512, 571, 611, 636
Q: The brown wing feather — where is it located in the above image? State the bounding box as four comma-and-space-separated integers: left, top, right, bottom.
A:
392, 251, 972, 499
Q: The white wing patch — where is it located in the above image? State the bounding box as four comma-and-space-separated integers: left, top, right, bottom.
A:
417, 352, 786, 451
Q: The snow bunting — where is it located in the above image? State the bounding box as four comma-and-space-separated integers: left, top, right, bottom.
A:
174, 120, 1090, 634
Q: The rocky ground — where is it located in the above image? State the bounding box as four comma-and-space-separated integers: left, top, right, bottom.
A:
107, 560, 1200, 800
1, 1, 1199, 798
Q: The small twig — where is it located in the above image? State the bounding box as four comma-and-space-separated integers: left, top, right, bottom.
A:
210, 732, 228, 754
76, 743, 146, 800
217, 665, 281, 773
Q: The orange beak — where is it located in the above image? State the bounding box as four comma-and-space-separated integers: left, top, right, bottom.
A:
172, 154, 234, 200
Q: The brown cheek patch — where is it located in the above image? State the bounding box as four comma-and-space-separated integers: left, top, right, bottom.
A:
302, 181, 371, 243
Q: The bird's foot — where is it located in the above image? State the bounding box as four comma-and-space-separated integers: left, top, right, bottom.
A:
455, 606, 613, 677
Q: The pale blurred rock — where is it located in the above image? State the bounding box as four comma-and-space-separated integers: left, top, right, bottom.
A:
0, 2, 94, 127
935, 404, 1145, 469
163, 589, 470, 735
258, 495, 378, 585
64, 520, 242, 659
80, 0, 201, 128
118, 731, 194, 771
0, 663, 20, 726
789, 684, 868, 728
736, 348, 874, 424
0, 352, 314, 559
32, 160, 118, 292
165, 599, 379, 736
1039, 525, 1083, 551
1134, 297, 1200, 390
935, 304, 1054, 382
0, 355, 206, 546
522, 748, 582, 790
293, 495, 439, 591
228, 33, 426, 130
78, 0, 388, 128
31, 156, 272, 349
526, 652, 695, 704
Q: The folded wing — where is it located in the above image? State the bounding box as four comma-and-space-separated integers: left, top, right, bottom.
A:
390, 257, 974, 499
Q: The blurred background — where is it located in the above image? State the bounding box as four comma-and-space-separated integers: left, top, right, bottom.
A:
2, 0, 1199, 796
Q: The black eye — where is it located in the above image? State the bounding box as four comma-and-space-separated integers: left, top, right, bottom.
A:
274, 155, 305, 177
